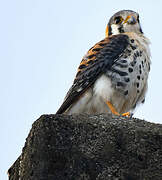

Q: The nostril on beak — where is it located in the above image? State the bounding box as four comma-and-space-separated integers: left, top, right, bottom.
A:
124, 15, 137, 24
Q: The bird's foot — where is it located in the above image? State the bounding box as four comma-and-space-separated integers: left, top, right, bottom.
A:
121, 112, 130, 117
106, 101, 120, 116
106, 101, 132, 117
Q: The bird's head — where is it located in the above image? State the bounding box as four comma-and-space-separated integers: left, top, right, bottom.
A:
105, 10, 143, 37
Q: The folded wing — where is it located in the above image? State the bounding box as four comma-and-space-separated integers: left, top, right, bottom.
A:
56, 34, 129, 114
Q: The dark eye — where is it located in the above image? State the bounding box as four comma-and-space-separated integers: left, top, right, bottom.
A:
114, 16, 123, 24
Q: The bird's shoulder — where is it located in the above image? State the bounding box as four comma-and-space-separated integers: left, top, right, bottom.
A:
56, 33, 131, 114
75, 33, 130, 81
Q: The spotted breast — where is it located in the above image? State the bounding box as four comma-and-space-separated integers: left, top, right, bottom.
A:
104, 32, 151, 114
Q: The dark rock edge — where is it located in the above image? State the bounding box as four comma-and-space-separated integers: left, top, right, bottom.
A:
8, 114, 162, 180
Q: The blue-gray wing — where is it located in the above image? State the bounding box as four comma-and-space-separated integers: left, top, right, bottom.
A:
56, 34, 129, 114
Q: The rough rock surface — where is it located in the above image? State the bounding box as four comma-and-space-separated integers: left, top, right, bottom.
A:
8, 114, 162, 180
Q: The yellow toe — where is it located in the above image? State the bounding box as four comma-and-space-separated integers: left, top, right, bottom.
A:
122, 112, 130, 117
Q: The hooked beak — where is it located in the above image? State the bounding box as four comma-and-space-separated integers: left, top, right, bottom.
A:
123, 15, 137, 24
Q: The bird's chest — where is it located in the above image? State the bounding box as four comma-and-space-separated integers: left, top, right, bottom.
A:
106, 41, 150, 98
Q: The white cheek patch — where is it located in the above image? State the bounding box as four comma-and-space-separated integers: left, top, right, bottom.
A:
111, 24, 120, 35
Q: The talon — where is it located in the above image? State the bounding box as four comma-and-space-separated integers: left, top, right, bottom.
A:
122, 112, 130, 117
106, 101, 131, 117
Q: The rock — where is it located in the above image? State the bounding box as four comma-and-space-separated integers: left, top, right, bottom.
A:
8, 114, 162, 180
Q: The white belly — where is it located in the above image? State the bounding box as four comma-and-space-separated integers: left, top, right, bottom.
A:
66, 75, 128, 114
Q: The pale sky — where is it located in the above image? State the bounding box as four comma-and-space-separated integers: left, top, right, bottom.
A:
1, 0, 162, 179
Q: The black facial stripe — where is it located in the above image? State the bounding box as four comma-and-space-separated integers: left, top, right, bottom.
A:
118, 26, 124, 33
139, 26, 143, 34
137, 15, 143, 34
137, 15, 140, 22
108, 24, 112, 36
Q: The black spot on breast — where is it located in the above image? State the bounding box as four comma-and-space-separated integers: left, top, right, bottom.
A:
128, 67, 133, 73
124, 90, 128, 95
137, 90, 140, 93
139, 70, 142, 74
117, 81, 125, 87
130, 43, 137, 50
137, 75, 140, 80
126, 49, 131, 54
136, 82, 139, 88
124, 77, 130, 82
131, 61, 135, 67
139, 51, 142, 56
134, 54, 137, 59
134, 51, 140, 58
131, 46, 136, 50
139, 64, 141, 69
148, 63, 150, 71
136, 51, 140, 57
142, 61, 144, 67
133, 53, 139, 61
131, 39, 135, 43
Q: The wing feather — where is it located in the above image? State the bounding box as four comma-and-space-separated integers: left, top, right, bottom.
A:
56, 34, 129, 114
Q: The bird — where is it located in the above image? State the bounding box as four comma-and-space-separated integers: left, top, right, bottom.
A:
56, 10, 151, 116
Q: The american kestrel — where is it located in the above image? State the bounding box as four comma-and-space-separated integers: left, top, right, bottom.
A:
56, 10, 151, 116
